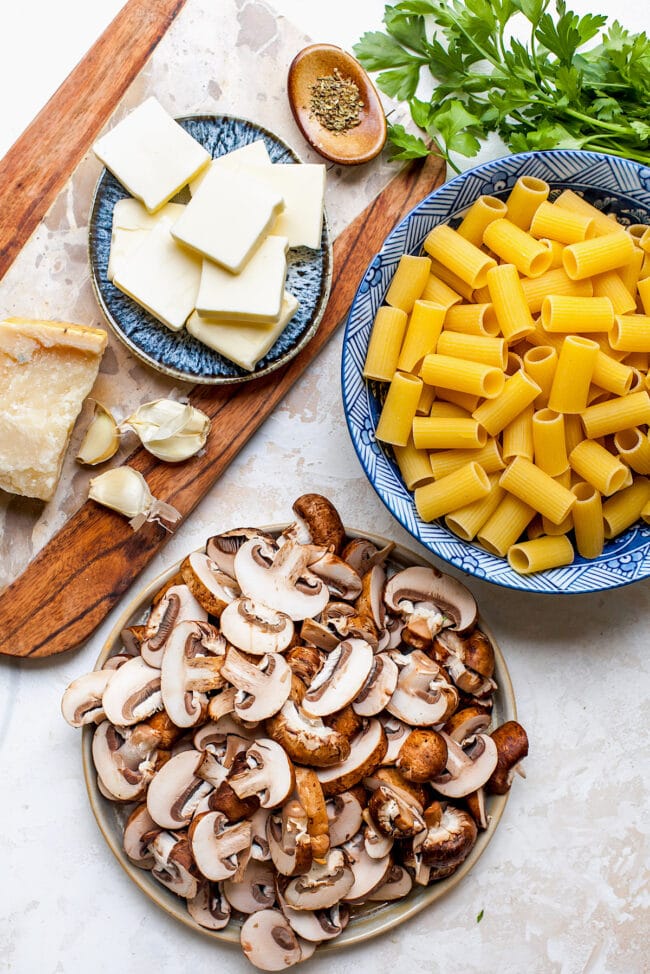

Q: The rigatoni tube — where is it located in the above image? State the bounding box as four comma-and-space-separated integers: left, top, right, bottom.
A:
363, 306, 408, 382
421, 353, 504, 399
375, 371, 422, 447
507, 535, 574, 574
548, 335, 599, 414
499, 456, 576, 525
414, 462, 490, 522
385, 255, 431, 313
569, 440, 629, 496
571, 482, 604, 559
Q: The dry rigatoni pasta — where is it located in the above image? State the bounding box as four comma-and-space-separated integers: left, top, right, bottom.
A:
506, 175, 549, 230
363, 305, 408, 381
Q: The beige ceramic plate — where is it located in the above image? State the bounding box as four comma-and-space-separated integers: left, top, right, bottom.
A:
82, 528, 515, 952
288, 45, 387, 165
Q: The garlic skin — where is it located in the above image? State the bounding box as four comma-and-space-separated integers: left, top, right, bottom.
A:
88, 467, 181, 531
122, 399, 210, 462
76, 402, 120, 466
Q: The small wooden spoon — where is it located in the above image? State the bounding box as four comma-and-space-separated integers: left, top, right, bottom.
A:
288, 44, 387, 166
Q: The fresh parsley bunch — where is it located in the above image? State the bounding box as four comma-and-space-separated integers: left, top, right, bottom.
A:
354, 0, 650, 171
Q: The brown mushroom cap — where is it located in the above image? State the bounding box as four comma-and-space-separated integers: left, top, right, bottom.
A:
367, 785, 425, 839
412, 804, 478, 881
397, 729, 448, 783
265, 700, 351, 768
294, 767, 330, 860
292, 494, 346, 554
486, 721, 529, 794
442, 706, 491, 743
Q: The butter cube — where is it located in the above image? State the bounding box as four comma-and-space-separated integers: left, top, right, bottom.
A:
108, 198, 186, 281
189, 139, 272, 196
187, 292, 299, 371
245, 163, 326, 249
0, 318, 107, 501
113, 224, 202, 331
94, 97, 210, 212
196, 235, 288, 324
171, 166, 284, 272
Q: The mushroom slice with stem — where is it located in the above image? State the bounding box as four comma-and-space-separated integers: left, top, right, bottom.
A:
207, 527, 275, 579
386, 650, 459, 726
362, 809, 394, 859
267, 799, 313, 877
61, 669, 113, 727
141, 584, 208, 667
92, 720, 158, 802
161, 621, 227, 729
341, 537, 395, 576
306, 549, 362, 601
326, 792, 364, 848
223, 858, 276, 913
366, 862, 413, 901
280, 897, 349, 943
188, 810, 252, 882
193, 715, 258, 752
379, 715, 411, 764
265, 700, 351, 768
228, 739, 295, 809
208, 750, 261, 823
250, 807, 272, 861
181, 551, 241, 617
294, 767, 330, 861
366, 784, 425, 839
434, 628, 496, 697
397, 729, 448, 783
341, 831, 392, 902
146, 749, 213, 829
301, 639, 374, 719
150, 830, 200, 899
384, 565, 478, 637
316, 719, 387, 797
352, 652, 398, 717
486, 721, 529, 794
291, 493, 346, 554
219, 598, 295, 655
187, 881, 231, 930
101, 656, 162, 727
240, 909, 303, 972
299, 618, 340, 652
465, 787, 489, 830
442, 705, 492, 743
284, 645, 323, 685
234, 538, 330, 621
221, 647, 292, 723
281, 848, 354, 910
432, 732, 498, 799
411, 802, 478, 882
122, 803, 160, 869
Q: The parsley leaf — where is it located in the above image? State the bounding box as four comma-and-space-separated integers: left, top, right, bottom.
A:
386, 123, 431, 160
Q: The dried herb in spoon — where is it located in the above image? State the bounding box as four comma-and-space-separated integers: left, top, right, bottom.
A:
308, 67, 364, 134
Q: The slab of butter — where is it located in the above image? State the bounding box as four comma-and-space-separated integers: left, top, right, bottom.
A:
112, 223, 202, 331
94, 97, 210, 213
171, 166, 284, 272
187, 291, 299, 371
0, 318, 107, 501
108, 198, 186, 282
196, 235, 289, 324
244, 163, 326, 249
189, 139, 272, 196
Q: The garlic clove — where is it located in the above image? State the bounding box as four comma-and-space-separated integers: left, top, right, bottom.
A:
143, 431, 208, 463
123, 398, 210, 462
88, 467, 181, 532
76, 401, 120, 465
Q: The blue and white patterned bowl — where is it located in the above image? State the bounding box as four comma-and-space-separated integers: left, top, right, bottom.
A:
342, 150, 650, 593
89, 115, 332, 384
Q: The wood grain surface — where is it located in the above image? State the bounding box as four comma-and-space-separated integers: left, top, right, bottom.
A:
0, 0, 188, 282
0, 150, 446, 659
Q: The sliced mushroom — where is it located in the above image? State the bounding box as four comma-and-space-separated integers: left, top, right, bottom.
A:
92, 720, 158, 802
341, 831, 392, 902
465, 787, 489, 830
486, 721, 529, 794
181, 551, 241, 617
146, 749, 213, 829
281, 848, 354, 910
434, 628, 497, 698
387, 651, 458, 726
316, 719, 387, 796
307, 549, 362, 601
122, 803, 160, 868
301, 639, 374, 718
362, 809, 394, 859
223, 859, 276, 913
410, 803, 478, 882
221, 647, 292, 722
443, 705, 492, 743
208, 750, 262, 823
188, 810, 252, 882
160, 621, 226, 728
342, 536, 395, 576
379, 715, 411, 764
119, 625, 146, 656
299, 618, 340, 652
267, 800, 313, 877
363, 767, 427, 808
220, 598, 295, 655
352, 652, 398, 717
250, 807, 272, 861
432, 731, 499, 799
207, 527, 274, 579
284, 645, 323, 684
240, 909, 303, 972
294, 767, 330, 860
229, 739, 295, 809
366, 862, 413, 901
141, 583, 208, 666
187, 881, 231, 930
326, 792, 364, 848
279, 898, 349, 942
397, 729, 448, 783
150, 830, 199, 898
384, 565, 478, 634
101, 656, 162, 727
234, 538, 330, 621
265, 700, 351, 768
61, 669, 113, 727
193, 715, 258, 752
292, 494, 346, 554
367, 783, 426, 840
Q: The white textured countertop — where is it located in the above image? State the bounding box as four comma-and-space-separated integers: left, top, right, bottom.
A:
1, 2, 648, 973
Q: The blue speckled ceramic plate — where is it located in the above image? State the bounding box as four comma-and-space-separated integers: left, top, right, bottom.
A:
89, 115, 332, 384
342, 149, 650, 594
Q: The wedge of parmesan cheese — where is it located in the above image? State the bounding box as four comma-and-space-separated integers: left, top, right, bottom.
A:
187, 291, 299, 371
196, 235, 289, 323
107, 198, 186, 282
93, 97, 210, 212
0, 318, 107, 501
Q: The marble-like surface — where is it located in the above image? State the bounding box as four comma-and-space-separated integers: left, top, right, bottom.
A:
0, 1, 648, 973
